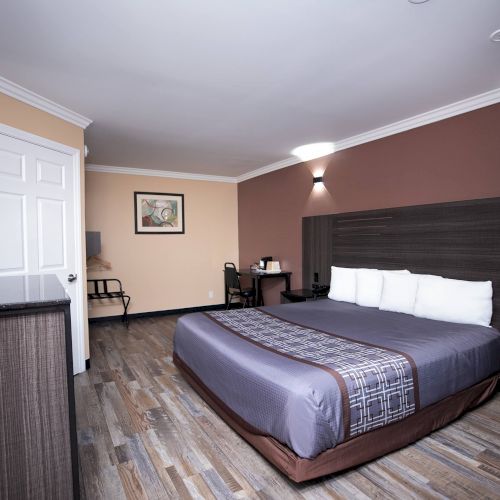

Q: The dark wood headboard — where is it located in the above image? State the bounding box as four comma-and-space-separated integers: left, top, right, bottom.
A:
303, 197, 500, 329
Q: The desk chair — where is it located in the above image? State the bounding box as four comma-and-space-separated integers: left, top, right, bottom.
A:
224, 262, 255, 309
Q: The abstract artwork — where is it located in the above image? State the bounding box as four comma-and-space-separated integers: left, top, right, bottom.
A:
134, 192, 185, 234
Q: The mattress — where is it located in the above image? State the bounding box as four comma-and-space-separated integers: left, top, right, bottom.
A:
173, 300, 500, 460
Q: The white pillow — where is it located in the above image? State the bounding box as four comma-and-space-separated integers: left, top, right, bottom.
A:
379, 272, 419, 315
328, 266, 357, 303
356, 269, 410, 308
414, 275, 493, 327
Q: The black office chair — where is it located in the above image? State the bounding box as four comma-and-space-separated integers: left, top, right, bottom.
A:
224, 262, 255, 309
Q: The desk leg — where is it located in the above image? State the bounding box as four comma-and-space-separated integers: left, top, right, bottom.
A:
256, 278, 264, 307
285, 274, 291, 292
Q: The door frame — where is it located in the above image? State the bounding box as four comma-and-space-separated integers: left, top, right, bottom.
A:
0, 122, 86, 374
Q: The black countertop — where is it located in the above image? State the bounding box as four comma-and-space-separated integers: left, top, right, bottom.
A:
0, 274, 70, 311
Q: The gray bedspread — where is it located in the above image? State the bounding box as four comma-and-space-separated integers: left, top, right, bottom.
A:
173, 300, 500, 459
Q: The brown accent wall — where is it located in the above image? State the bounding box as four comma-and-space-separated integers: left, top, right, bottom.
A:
238, 103, 500, 305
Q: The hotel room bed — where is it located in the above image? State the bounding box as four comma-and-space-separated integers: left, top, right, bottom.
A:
173, 300, 500, 482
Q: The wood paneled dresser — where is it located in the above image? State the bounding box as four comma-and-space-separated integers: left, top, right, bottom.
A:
0, 274, 79, 499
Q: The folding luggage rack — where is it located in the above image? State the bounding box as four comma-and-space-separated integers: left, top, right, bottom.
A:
87, 278, 131, 326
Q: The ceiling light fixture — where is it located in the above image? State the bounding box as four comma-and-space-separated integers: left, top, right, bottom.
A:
291, 142, 335, 162
408, 0, 429, 4
490, 29, 500, 42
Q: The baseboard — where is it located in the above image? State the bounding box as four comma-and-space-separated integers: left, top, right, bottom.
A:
88, 303, 226, 323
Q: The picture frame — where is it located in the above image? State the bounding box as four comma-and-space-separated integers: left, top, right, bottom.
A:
134, 191, 185, 234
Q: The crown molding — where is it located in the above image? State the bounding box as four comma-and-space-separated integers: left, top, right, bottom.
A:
0, 76, 92, 129
85, 163, 237, 183
238, 87, 500, 182
334, 87, 500, 152
236, 156, 298, 183
65, 86, 500, 182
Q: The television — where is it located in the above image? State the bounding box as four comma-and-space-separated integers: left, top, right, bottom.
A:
86, 231, 101, 258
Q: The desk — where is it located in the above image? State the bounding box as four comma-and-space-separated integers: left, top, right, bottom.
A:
237, 269, 292, 307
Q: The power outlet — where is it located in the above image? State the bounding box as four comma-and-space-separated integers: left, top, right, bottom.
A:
208, 290, 214, 299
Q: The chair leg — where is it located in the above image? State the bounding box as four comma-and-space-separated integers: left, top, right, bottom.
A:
121, 295, 130, 328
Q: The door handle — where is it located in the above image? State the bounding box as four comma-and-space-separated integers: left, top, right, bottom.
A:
68, 273, 77, 283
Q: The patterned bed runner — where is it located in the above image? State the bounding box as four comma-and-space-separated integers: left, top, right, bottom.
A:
205, 308, 419, 440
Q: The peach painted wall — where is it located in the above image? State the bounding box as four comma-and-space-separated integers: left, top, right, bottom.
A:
0, 92, 90, 357
238, 103, 500, 305
85, 171, 238, 317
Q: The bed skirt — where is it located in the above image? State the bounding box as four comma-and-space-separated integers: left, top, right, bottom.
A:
173, 352, 498, 483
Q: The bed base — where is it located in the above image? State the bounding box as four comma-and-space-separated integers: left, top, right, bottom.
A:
173, 352, 498, 483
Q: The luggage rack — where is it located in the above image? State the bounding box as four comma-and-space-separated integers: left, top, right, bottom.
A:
87, 278, 131, 326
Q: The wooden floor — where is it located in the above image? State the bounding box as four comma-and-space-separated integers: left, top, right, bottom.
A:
76, 316, 500, 499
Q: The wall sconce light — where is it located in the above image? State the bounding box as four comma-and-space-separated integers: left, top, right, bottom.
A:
313, 176, 324, 186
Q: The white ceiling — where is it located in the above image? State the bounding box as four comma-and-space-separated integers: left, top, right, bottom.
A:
1, 0, 499, 177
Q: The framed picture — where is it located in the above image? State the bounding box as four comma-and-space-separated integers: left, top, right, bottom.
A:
134, 192, 185, 234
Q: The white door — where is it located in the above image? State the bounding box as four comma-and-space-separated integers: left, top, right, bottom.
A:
0, 131, 85, 373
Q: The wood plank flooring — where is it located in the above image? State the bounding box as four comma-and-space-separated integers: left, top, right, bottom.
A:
76, 316, 500, 499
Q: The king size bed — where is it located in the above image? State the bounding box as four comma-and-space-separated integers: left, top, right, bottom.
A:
174, 300, 499, 481
173, 198, 500, 482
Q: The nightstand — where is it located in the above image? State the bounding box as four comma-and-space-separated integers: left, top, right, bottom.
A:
280, 288, 328, 304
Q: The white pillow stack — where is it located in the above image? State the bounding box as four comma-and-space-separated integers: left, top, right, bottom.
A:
354, 269, 382, 307
328, 265, 493, 327
328, 266, 409, 307
379, 272, 419, 315
413, 275, 492, 327
355, 268, 409, 308
328, 266, 357, 303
